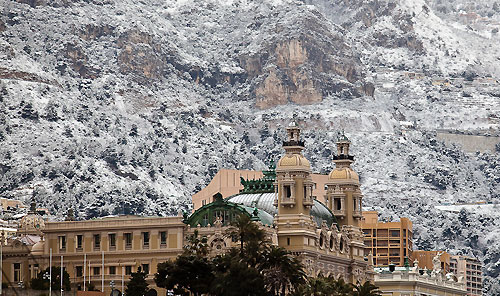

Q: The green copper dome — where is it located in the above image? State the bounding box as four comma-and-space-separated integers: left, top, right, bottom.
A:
226, 192, 337, 228
185, 193, 274, 227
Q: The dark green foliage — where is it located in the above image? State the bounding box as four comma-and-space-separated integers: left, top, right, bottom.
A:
350, 281, 382, 296
211, 257, 267, 296
155, 215, 380, 296
125, 268, 149, 296
155, 215, 306, 296
155, 230, 213, 296
30, 266, 71, 291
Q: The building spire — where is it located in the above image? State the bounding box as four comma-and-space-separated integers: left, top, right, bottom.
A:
333, 133, 354, 169
283, 115, 305, 155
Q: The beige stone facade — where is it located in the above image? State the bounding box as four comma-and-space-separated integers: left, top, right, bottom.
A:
374, 269, 467, 296
1, 215, 185, 295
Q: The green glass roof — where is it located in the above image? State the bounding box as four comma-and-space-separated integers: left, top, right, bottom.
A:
226, 193, 337, 228
185, 193, 274, 227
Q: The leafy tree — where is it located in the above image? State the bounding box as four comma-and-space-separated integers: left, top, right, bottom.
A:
211, 257, 266, 296
31, 266, 71, 291
155, 231, 213, 296
125, 267, 149, 296
156, 215, 309, 296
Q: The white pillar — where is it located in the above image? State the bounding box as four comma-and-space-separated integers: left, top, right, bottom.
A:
101, 252, 104, 292
83, 254, 86, 291
121, 266, 124, 295
49, 248, 52, 296
61, 256, 63, 296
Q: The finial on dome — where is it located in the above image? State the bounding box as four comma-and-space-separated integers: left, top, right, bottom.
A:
283, 116, 304, 151
333, 131, 354, 168
339, 130, 350, 142
289, 113, 299, 127
29, 202, 36, 213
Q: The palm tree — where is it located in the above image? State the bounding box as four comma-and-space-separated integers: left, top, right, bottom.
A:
301, 276, 332, 296
330, 276, 352, 295
225, 214, 267, 255
350, 281, 381, 296
259, 246, 306, 295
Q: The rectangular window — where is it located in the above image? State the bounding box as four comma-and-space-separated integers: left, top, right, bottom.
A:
125, 266, 132, 275
93, 234, 101, 250
142, 232, 150, 248
76, 235, 83, 250
287, 237, 290, 245
33, 264, 39, 279
160, 231, 167, 246
124, 233, 132, 249
390, 230, 400, 237
58, 236, 66, 250
284, 185, 291, 198
109, 266, 116, 275
202, 200, 206, 206
377, 229, 388, 237
142, 264, 149, 274
93, 267, 100, 276
109, 234, 116, 249
76, 266, 83, 277
14, 263, 21, 282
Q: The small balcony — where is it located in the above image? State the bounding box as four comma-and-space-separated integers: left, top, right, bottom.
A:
332, 155, 354, 161
281, 197, 296, 206
333, 210, 346, 217
303, 197, 314, 207
353, 211, 363, 218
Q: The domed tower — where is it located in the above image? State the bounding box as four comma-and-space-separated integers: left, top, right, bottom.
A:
18, 202, 45, 235
273, 119, 317, 251
325, 134, 363, 228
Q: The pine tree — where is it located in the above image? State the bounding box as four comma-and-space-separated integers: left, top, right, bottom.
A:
125, 268, 149, 296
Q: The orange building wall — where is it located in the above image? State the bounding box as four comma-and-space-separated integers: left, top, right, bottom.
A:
413, 250, 451, 274
360, 211, 413, 267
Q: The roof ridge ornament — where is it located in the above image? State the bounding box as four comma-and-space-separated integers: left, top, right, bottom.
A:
240, 162, 276, 194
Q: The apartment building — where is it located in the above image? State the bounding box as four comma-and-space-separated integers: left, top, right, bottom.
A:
360, 211, 413, 266
413, 250, 451, 274
450, 255, 483, 296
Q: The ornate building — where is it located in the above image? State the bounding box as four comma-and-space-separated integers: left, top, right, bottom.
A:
187, 120, 373, 282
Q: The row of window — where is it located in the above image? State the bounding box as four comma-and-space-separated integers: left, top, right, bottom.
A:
59, 232, 168, 251
362, 229, 413, 238
466, 263, 481, 270
75, 264, 150, 277
12, 262, 151, 284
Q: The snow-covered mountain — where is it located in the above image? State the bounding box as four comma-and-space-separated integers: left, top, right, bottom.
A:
0, 0, 499, 293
